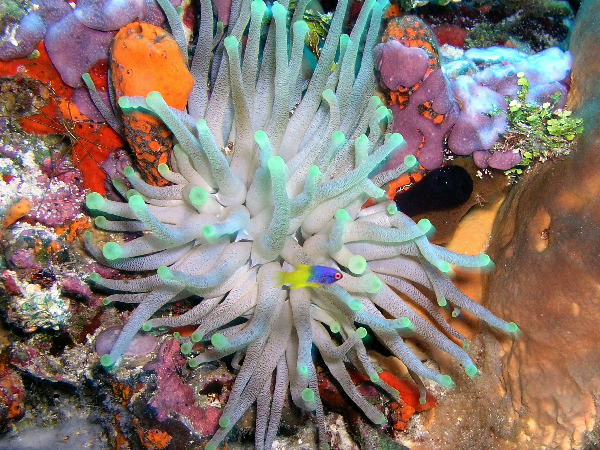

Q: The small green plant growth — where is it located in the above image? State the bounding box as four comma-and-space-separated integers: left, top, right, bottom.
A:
495, 72, 583, 179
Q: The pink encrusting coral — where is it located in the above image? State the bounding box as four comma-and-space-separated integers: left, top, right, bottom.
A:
84, 0, 519, 448
144, 339, 223, 436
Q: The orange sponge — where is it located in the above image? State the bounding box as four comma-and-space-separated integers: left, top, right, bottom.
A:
110, 22, 193, 185
1, 198, 31, 230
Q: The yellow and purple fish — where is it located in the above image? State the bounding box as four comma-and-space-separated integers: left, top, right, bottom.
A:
276, 265, 343, 289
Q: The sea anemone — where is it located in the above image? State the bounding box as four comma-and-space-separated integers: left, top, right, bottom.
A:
85, 0, 518, 448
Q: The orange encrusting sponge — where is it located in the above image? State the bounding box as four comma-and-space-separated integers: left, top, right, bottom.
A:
1, 198, 31, 230
110, 22, 193, 185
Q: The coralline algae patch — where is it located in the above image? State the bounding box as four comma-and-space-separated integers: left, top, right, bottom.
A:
0, 136, 87, 230
2, 270, 71, 333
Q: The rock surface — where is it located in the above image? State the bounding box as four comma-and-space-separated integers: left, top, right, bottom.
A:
481, 0, 600, 447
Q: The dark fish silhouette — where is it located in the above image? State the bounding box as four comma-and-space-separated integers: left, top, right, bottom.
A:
394, 165, 473, 216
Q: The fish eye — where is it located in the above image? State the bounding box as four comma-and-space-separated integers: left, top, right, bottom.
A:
334, 272, 342, 280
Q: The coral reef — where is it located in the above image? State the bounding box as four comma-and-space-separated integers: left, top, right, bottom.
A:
85, 0, 517, 448
500, 73, 583, 177
0, 199, 30, 231
463, 0, 574, 51
143, 339, 223, 438
410, 0, 461, 7
0, 130, 88, 228
0, 355, 24, 428
448, 46, 574, 170
0, 382, 108, 450
4, 270, 71, 333
389, 2, 597, 448
1, 0, 589, 448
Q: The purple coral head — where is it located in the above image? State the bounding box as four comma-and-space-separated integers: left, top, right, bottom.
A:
374, 40, 430, 91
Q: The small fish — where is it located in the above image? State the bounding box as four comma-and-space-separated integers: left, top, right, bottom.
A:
276, 265, 343, 289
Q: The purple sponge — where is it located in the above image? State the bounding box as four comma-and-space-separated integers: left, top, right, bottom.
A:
0, 0, 71, 60
448, 75, 508, 156
375, 40, 430, 91
389, 69, 460, 170
74, 0, 147, 31
45, 14, 117, 88
375, 40, 459, 171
